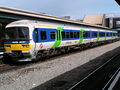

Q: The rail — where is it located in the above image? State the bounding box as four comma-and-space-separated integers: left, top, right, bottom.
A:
68, 53, 120, 90
102, 67, 120, 90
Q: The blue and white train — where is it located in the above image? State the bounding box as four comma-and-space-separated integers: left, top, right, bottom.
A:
4, 20, 118, 61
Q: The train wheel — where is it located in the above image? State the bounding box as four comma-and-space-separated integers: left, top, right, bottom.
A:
35, 52, 44, 61
64, 47, 70, 54
3, 53, 12, 64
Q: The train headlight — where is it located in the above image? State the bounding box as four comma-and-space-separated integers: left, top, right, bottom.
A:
22, 45, 29, 48
4, 45, 11, 47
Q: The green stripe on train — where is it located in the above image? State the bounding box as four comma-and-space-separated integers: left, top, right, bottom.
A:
78, 29, 84, 45
51, 27, 63, 48
112, 32, 113, 38
97, 30, 100, 41
105, 31, 107, 40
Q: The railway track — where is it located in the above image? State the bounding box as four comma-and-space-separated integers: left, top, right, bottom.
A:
68, 53, 120, 90
0, 64, 7, 67
103, 67, 120, 90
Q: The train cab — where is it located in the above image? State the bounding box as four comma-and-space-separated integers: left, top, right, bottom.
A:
4, 25, 33, 61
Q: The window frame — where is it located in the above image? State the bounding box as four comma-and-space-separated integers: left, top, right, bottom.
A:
50, 31, 56, 40
40, 30, 47, 40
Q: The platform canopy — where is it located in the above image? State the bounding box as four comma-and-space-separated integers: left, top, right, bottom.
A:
0, 7, 109, 29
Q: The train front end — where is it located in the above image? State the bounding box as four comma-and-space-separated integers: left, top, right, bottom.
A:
4, 26, 33, 62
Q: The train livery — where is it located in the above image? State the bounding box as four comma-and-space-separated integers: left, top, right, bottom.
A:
4, 20, 118, 61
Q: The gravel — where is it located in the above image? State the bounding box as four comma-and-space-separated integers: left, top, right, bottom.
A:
0, 41, 120, 90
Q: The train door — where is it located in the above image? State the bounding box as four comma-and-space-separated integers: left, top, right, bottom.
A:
51, 27, 63, 48
33, 28, 48, 50
97, 30, 100, 41
33, 28, 38, 53
78, 29, 84, 45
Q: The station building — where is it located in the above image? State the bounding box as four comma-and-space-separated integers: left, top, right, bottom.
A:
83, 14, 120, 36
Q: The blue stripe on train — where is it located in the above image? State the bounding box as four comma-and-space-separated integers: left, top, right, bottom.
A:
33, 28, 113, 43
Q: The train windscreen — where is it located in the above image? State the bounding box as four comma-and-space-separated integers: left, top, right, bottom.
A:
5, 27, 29, 41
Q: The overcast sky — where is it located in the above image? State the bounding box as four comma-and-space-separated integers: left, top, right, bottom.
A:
0, 0, 119, 20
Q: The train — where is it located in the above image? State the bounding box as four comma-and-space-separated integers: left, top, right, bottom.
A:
4, 20, 118, 62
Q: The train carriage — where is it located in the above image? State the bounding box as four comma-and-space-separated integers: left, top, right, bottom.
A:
4, 20, 118, 62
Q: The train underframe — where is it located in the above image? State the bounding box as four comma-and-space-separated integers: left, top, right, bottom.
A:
33, 38, 120, 62
3, 38, 120, 62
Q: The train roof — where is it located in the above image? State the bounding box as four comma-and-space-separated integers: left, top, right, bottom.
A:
6, 20, 117, 33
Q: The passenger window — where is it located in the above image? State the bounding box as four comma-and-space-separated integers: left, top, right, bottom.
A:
94, 32, 97, 37
113, 33, 116, 36
34, 28, 38, 42
113, 33, 115, 36
102, 33, 104, 37
70, 32, 73, 38
83, 32, 86, 38
66, 32, 70, 39
62, 32, 65, 39
50, 31, 55, 39
107, 33, 109, 36
74, 32, 77, 38
83, 32, 89, 38
100, 32, 104, 37
77, 32, 80, 38
104, 33, 105, 36
99, 32, 101, 37
40, 31, 46, 40
87, 32, 89, 38
110, 33, 112, 36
